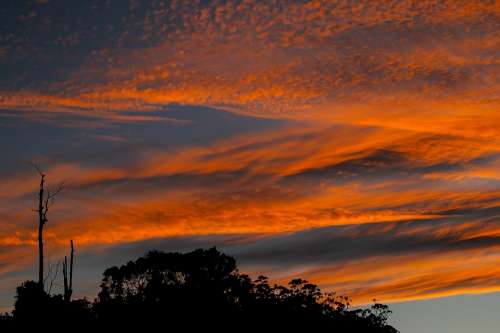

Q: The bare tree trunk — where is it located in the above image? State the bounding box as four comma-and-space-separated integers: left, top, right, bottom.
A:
31, 163, 63, 291
69, 239, 74, 297
63, 256, 68, 298
63, 240, 74, 302
38, 174, 45, 288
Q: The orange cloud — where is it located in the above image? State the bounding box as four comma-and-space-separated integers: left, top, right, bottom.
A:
1, 0, 498, 127
1, 0, 499, 308
289, 248, 500, 305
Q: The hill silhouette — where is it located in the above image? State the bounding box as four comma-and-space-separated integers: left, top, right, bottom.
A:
1, 247, 398, 332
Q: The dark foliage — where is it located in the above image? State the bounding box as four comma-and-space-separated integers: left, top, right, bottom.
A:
9, 280, 93, 329
1, 248, 398, 332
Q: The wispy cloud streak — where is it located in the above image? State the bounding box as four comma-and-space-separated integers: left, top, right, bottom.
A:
0, 0, 499, 309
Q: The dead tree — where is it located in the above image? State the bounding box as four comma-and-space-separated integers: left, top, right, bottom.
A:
62, 240, 74, 302
31, 163, 63, 289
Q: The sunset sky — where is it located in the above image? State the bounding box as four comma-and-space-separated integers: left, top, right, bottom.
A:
1, 0, 499, 331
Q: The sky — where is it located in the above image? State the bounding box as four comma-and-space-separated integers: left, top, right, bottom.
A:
0, 0, 499, 330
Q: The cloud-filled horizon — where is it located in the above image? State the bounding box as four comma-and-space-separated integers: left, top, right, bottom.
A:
1, 0, 499, 315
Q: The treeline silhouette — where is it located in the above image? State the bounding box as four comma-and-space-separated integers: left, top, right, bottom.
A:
0, 248, 398, 331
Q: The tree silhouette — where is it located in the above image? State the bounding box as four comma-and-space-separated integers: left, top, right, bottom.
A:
12, 280, 92, 328
62, 240, 75, 302
30, 163, 63, 288
2, 248, 399, 332
94, 248, 399, 331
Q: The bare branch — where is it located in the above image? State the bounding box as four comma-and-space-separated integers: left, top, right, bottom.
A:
30, 162, 67, 289
27, 162, 44, 177
44, 183, 65, 214
47, 182, 65, 200
45, 261, 61, 295
42, 184, 65, 225
43, 262, 52, 285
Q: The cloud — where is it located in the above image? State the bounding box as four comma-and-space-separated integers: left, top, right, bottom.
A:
11, 208, 500, 307
0, 0, 498, 126
0, 0, 499, 309
1, 119, 499, 257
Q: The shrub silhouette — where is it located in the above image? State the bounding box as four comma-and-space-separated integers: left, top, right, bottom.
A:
11, 280, 93, 328
2, 248, 398, 332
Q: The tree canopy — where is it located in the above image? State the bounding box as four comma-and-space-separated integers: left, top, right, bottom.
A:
1, 248, 398, 332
